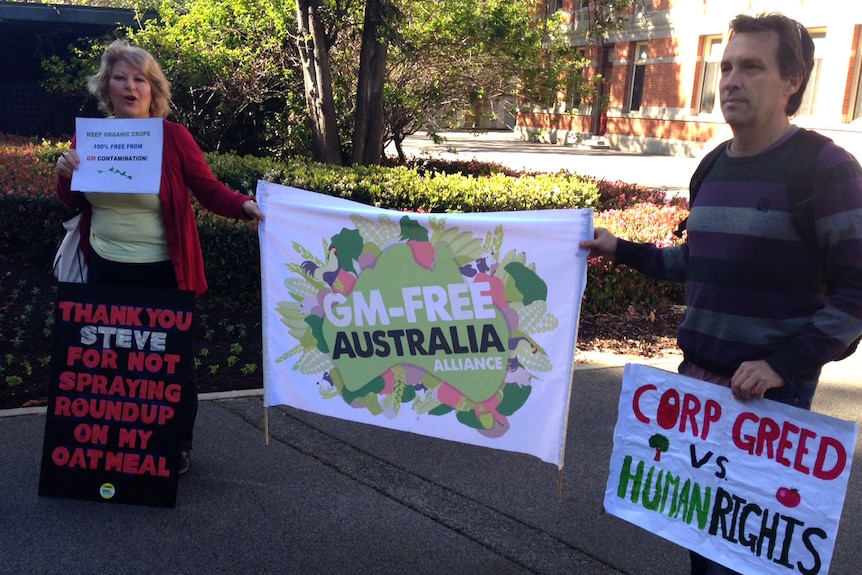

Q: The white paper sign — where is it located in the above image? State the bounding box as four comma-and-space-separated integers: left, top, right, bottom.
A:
257, 181, 593, 466
71, 117, 163, 193
605, 363, 858, 575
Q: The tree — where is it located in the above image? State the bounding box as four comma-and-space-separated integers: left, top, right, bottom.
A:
649, 433, 670, 462
518, 10, 588, 111
581, 0, 637, 42
128, 0, 301, 155
382, 0, 542, 162
41, 0, 637, 164
23, 0, 160, 8
352, 0, 400, 165
576, 0, 637, 133
42, 0, 305, 158
379, 0, 636, 162
296, 0, 344, 164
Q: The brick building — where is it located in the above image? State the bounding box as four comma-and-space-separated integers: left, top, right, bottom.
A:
517, 0, 862, 159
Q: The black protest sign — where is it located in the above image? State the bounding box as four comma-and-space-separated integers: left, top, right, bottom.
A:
39, 283, 195, 508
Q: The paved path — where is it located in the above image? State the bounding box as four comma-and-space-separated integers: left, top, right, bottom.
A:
393, 130, 702, 193
2, 352, 860, 574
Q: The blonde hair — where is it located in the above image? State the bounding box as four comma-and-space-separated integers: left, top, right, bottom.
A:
87, 39, 172, 118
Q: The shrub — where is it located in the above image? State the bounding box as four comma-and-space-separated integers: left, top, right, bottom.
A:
394, 157, 522, 178
196, 208, 261, 305
1, 133, 684, 314
0, 137, 70, 265
203, 153, 288, 196
596, 203, 688, 246
581, 204, 688, 314
594, 179, 689, 210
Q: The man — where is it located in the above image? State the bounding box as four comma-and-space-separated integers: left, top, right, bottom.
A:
580, 12, 862, 575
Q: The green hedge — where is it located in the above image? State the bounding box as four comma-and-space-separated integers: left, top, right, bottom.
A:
1, 135, 686, 314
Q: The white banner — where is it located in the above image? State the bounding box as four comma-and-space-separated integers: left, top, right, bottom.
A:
257, 182, 593, 466
605, 364, 858, 574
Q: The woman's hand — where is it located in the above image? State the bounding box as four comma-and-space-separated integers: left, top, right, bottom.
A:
56, 149, 80, 180
242, 199, 265, 222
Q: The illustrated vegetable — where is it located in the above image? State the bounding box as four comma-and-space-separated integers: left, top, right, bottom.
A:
399, 215, 435, 269
649, 433, 670, 461
776, 487, 801, 508
407, 240, 435, 270
330, 228, 363, 274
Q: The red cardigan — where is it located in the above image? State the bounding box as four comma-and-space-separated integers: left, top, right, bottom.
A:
56, 119, 251, 296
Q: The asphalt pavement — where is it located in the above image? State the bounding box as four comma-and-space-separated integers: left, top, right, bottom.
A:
2, 132, 860, 574
2, 352, 861, 575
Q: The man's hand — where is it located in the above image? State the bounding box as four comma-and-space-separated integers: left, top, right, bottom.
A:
579, 227, 618, 261
731, 360, 785, 401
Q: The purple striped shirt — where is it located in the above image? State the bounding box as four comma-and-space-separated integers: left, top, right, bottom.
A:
616, 128, 862, 382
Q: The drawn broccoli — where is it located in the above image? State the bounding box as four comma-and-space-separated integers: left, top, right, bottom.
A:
649, 434, 670, 461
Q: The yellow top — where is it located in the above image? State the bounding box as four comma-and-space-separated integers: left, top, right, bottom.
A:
84, 192, 170, 263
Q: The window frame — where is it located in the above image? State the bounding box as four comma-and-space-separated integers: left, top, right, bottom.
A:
851, 27, 862, 122
796, 30, 826, 117
696, 35, 724, 116
628, 41, 649, 112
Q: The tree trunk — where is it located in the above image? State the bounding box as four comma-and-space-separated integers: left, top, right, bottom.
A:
393, 135, 406, 164
352, 0, 388, 165
296, 0, 342, 165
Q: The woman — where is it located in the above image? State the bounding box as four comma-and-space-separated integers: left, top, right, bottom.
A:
55, 39, 265, 475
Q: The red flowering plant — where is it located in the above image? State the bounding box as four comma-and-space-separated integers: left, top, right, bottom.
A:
0, 136, 69, 265
582, 200, 689, 315
594, 179, 688, 210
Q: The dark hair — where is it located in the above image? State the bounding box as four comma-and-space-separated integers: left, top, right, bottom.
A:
729, 12, 815, 116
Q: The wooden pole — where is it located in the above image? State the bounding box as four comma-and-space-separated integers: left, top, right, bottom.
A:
264, 407, 270, 445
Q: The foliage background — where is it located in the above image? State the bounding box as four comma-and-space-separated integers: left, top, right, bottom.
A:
0, 133, 686, 409
2, 0, 675, 408
37, 0, 617, 163
1, 134, 686, 312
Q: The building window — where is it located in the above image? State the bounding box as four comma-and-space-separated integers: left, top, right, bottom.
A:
796, 31, 825, 117
629, 42, 648, 111
568, 47, 588, 110
853, 29, 862, 121
547, 0, 562, 12
697, 36, 723, 115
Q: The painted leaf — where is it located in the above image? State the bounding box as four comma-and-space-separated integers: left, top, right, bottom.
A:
484, 225, 504, 256
399, 215, 430, 242
504, 261, 547, 305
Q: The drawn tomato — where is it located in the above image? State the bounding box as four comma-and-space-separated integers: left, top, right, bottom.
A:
776, 487, 801, 508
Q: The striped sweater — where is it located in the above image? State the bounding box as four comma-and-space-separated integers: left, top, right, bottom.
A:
616, 128, 862, 383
